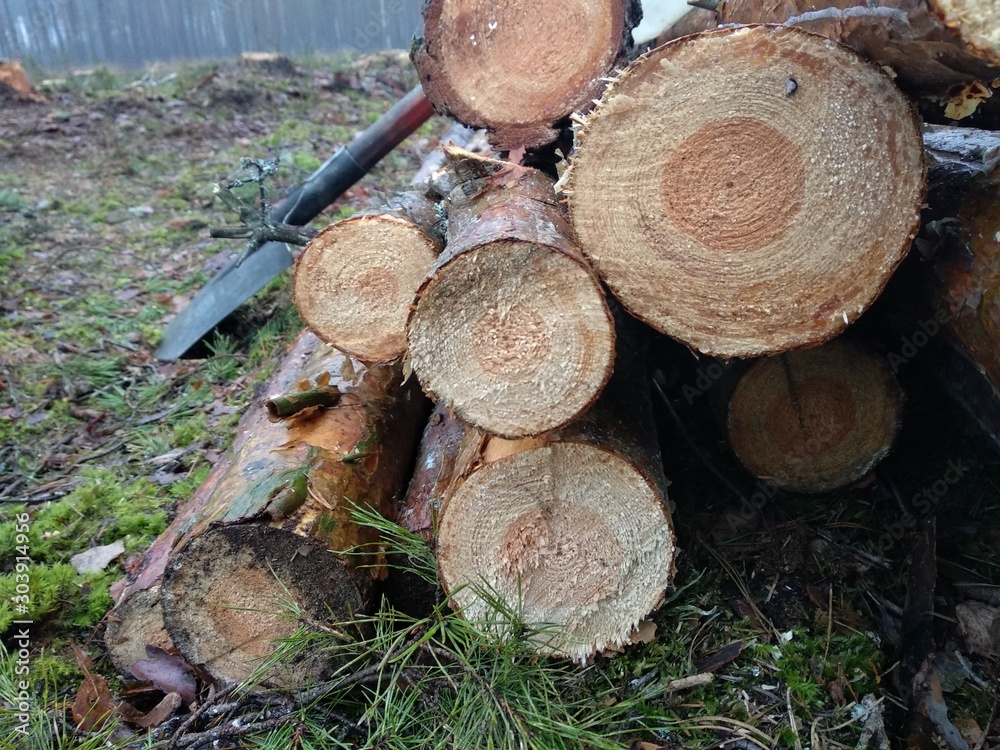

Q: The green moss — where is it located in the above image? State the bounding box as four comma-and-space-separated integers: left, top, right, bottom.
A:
169, 465, 212, 500
171, 412, 207, 447
290, 150, 322, 173
0, 229, 28, 271
32, 647, 85, 689
0, 187, 27, 212
0, 564, 78, 631
0, 466, 170, 635
332, 204, 357, 222
0, 469, 166, 569
263, 119, 311, 149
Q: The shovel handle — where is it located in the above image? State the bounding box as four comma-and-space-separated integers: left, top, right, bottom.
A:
277, 86, 435, 226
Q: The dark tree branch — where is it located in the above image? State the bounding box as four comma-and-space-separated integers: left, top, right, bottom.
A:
210, 157, 318, 267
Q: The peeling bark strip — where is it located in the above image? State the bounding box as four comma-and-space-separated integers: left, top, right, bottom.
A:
924, 124, 1000, 192
293, 192, 443, 364
407, 146, 615, 438
727, 338, 903, 492
715, 0, 1000, 99
412, 0, 641, 149
152, 331, 424, 687
567, 25, 925, 358
436, 320, 675, 662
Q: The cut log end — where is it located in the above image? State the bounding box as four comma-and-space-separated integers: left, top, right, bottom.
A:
438, 442, 674, 662
568, 25, 925, 357
161, 525, 365, 687
104, 588, 173, 674
415, 0, 632, 148
407, 241, 614, 437
293, 216, 440, 363
727, 339, 903, 492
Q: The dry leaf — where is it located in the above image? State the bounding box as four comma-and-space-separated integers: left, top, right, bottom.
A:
629, 619, 657, 645
130, 645, 197, 706
955, 716, 983, 746
944, 81, 992, 120
70, 539, 126, 574
341, 357, 357, 383
70, 645, 116, 732
119, 692, 183, 728
694, 640, 745, 673
956, 600, 1000, 657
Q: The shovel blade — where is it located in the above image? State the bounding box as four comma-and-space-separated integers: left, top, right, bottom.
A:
154, 241, 294, 361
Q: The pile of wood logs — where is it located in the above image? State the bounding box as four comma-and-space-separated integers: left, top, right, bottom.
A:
109, 0, 1000, 682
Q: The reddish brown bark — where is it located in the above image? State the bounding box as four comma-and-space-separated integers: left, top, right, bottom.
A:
714, 0, 1000, 114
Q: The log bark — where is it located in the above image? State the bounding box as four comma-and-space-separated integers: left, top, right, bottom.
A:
932, 164, 1000, 444
397, 403, 485, 544
650, 6, 719, 47
292, 191, 443, 364
104, 331, 326, 675
128, 332, 424, 687
435, 318, 675, 662
727, 338, 903, 492
924, 124, 1000, 197
713, 0, 1000, 108
566, 25, 925, 358
412, 0, 641, 149
379, 402, 486, 617
407, 146, 615, 438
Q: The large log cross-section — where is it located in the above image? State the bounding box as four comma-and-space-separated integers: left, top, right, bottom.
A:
413, 0, 641, 148
567, 25, 926, 358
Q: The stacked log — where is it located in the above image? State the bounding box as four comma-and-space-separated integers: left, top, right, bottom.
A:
711, 0, 1000, 117
926, 127, 1000, 444
290, 124, 488, 366
108, 332, 426, 686
390, 320, 674, 661
292, 192, 443, 363
727, 338, 904, 492
406, 146, 615, 437
565, 25, 925, 357
106, 332, 327, 675
413, 0, 642, 148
